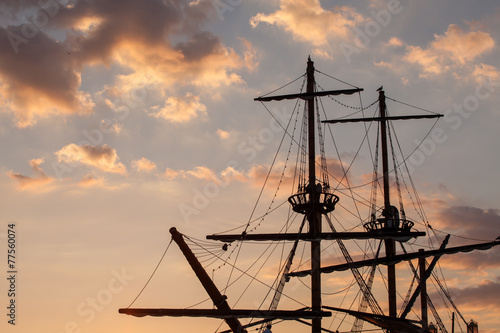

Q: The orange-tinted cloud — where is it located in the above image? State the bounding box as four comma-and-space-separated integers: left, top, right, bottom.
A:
436, 206, 500, 240
405, 24, 494, 76
0, 0, 255, 126
131, 157, 157, 173
8, 158, 54, 190
164, 166, 219, 182
472, 63, 500, 84
55, 143, 127, 174
78, 174, 106, 188
60, 1, 250, 94
432, 278, 500, 312
251, 0, 363, 47
217, 129, 230, 139
162, 158, 348, 194
431, 24, 494, 64
433, 205, 500, 270
151, 92, 207, 123
164, 167, 182, 181
186, 166, 218, 182
0, 29, 94, 127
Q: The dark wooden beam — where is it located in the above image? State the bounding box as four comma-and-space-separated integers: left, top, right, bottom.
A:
207, 231, 425, 242
118, 308, 331, 319
254, 88, 363, 102
322, 114, 442, 124
288, 239, 500, 277
169, 227, 243, 332
323, 306, 422, 333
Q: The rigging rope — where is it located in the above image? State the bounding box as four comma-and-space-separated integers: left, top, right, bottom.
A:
324, 215, 384, 316
431, 271, 467, 326
258, 73, 306, 98
184, 233, 308, 308
369, 125, 380, 223
351, 241, 382, 333
315, 68, 361, 89
386, 110, 406, 220
126, 238, 173, 308
220, 79, 305, 300
385, 96, 441, 115
257, 216, 307, 333
399, 243, 447, 333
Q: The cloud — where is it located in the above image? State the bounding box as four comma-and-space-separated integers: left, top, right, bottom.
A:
55, 144, 127, 174
472, 63, 500, 84
8, 158, 54, 190
78, 174, 108, 188
0, 0, 253, 126
0, 28, 95, 127
163, 165, 251, 184
250, 0, 363, 47
404, 24, 494, 76
162, 157, 349, 192
164, 167, 182, 181
437, 278, 500, 311
433, 205, 500, 270
131, 157, 157, 173
441, 246, 500, 271
405, 45, 445, 76
60, 0, 249, 91
163, 166, 218, 182
186, 166, 218, 182
217, 129, 230, 139
151, 92, 207, 123
239, 37, 260, 72
431, 24, 494, 64
386, 37, 403, 47
435, 206, 500, 241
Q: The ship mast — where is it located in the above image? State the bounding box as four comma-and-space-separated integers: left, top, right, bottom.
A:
306, 57, 323, 333
378, 89, 398, 322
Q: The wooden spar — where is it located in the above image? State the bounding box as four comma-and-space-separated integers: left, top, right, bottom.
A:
118, 308, 331, 320
254, 88, 362, 102
169, 227, 244, 333
323, 306, 423, 333
206, 231, 425, 242
287, 238, 500, 277
322, 114, 442, 124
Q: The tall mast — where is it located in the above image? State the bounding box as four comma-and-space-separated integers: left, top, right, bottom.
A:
306, 57, 322, 333
378, 89, 398, 322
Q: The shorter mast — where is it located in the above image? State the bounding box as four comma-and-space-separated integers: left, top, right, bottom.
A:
120, 227, 331, 330
419, 249, 429, 330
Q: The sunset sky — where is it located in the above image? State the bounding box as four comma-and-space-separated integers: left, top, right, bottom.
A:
1, 1, 500, 333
